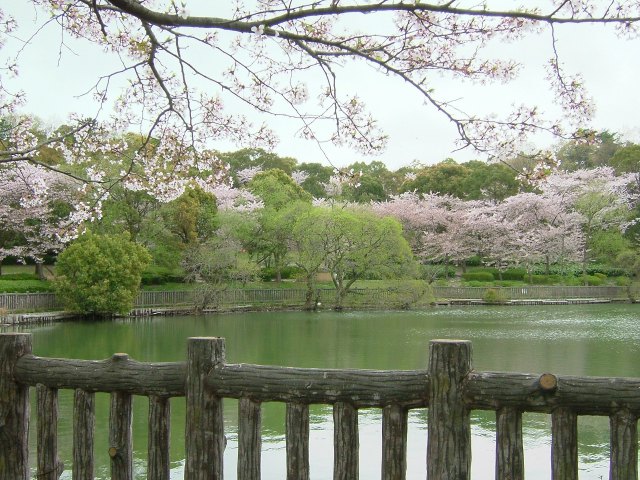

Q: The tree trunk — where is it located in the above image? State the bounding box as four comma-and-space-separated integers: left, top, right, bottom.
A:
274, 254, 282, 283
303, 276, 316, 311
582, 252, 588, 284
334, 288, 346, 311
545, 254, 551, 276
36, 262, 46, 281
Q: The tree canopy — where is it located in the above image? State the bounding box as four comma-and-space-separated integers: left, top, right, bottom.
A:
2, 1, 640, 212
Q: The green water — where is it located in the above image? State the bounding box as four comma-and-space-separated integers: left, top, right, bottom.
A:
16, 304, 640, 479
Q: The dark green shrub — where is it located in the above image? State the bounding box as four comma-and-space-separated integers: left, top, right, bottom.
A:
464, 280, 486, 287
568, 275, 606, 286
615, 276, 632, 286
141, 266, 185, 285
530, 274, 551, 285
493, 280, 525, 287
0, 273, 40, 281
54, 232, 151, 316
585, 264, 629, 277
483, 288, 508, 304
582, 275, 605, 286
462, 272, 494, 282
465, 256, 482, 267
502, 268, 526, 281
259, 265, 305, 281
0, 279, 53, 293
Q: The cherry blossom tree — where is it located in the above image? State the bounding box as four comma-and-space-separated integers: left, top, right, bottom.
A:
0, 162, 89, 276
496, 192, 583, 277
373, 192, 479, 276
3, 1, 640, 197
538, 167, 635, 276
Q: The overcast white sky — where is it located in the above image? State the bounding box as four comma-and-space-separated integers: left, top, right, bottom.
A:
3, 2, 640, 171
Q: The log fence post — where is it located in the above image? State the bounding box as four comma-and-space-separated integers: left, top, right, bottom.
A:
185, 337, 226, 480
109, 390, 134, 480
382, 404, 408, 480
496, 406, 524, 480
610, 409, 638, 480
551, 407, 578, 480
148, 395, 171, 480
333, 401, 359, 480
0, 333, 32, 480
427, 339, 472, 480
238, 397, 262, 480
37, 384, 64, 479
73, 389, 95, 480
286, 403, 310, 480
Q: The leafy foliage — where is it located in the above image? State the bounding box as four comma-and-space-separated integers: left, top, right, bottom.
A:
54, 232, 151, 316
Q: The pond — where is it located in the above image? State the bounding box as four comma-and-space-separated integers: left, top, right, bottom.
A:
17, 303, 640, 479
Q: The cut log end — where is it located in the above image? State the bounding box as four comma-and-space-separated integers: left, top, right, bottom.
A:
538, 373, 558, 392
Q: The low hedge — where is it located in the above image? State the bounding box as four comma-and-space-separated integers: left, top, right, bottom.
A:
141, 267, 185, 285
501, 268, 526, 281
258, 266, 304, 281
462, 272, 494, 282
0, 279, 54, 293
0, 273, 40, 281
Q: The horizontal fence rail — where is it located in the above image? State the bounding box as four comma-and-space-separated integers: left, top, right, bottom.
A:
0, 285, 634, 312
1, 333, 639, 479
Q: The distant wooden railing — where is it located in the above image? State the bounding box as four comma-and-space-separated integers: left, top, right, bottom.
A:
1, 333, 638, 479
0, 285, 633, 312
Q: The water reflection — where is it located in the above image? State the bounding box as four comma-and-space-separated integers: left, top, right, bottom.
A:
16, 304, 639, 479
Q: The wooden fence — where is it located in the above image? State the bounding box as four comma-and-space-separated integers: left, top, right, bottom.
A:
1, 333, 638, 479
0, 285, 633, 312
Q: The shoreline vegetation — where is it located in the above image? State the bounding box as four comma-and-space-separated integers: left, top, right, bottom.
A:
1, 265, 637, 322
0, 283, 637, 325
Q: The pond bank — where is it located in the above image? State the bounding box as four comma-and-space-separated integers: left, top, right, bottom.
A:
2, 296, 634, 325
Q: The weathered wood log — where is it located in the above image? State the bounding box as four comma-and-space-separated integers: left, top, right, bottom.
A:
333, 401, 359, 480
551, 407, 578, 480
73, 389, 95, 480
610, 409, 638, 480
427, 340, 472, 480
382, 404, 407, 480
465, 372, 640, 414
148, 396, 171, 480
206, 363, 429, 408
109, 386, 133, 480
37, 384, 63, 480
185, 337, 226, 480
238, 397, 262, 480
0, 333, 31, 480
286, 403, 310, 480
495, 406, 523, 480
538, 373, 558, 392
14, 354, 185, 396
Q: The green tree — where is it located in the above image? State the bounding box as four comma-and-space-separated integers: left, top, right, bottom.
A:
54, 232, 151, 316
245, 170, 313, 281
95, 187, 159, 241
574, 191, 630, 281
295, 162, 334, 198
163, 186, 218, 246
342, 160, 405, 201
402, 160, 470, 198
556, 130, 622, 171
220, 148, 299, 185
291, 207, 416, 309
401, 159, 522, 201
248, 169, 312, 210
461, 161, 522, 201
181, 233, 258, 311
342, 175, 387, 202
